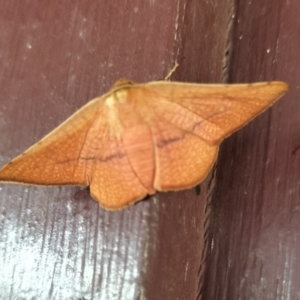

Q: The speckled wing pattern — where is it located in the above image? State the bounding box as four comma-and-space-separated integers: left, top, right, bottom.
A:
135, 81, 288, 193
0, 80, 288, 209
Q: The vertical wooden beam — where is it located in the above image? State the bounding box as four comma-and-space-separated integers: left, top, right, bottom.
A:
202, 0, 300, 299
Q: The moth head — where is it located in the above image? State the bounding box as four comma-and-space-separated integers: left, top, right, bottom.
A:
110, 78, 135, 90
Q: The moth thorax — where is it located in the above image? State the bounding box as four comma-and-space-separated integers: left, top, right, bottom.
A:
105, 89, 128, 107
114, 89, 128, 103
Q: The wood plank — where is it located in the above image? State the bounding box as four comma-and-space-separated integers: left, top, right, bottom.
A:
0, 0, 232, 299
201, 0, 300, 299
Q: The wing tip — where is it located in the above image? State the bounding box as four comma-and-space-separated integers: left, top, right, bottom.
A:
269, 80, 289, 92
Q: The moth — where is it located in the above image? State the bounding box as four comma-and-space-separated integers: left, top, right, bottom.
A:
0, 79, 288, 209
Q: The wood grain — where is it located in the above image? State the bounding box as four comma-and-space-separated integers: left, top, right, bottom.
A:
201, 0, 300, 299
0, 0, 298, 299
0, 0, 229, 298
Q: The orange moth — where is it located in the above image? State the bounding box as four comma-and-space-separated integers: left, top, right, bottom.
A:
0, 79, 288, 209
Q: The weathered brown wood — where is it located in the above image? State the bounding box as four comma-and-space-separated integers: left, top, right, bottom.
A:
0, 0, 232, 299
0, 0, 297, 299
144, 1, 233, 299
201, 0, 300, 299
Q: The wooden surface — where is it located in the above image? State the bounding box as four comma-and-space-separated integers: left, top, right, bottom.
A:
0, 0, 298, 299
201, 0, 300, 299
